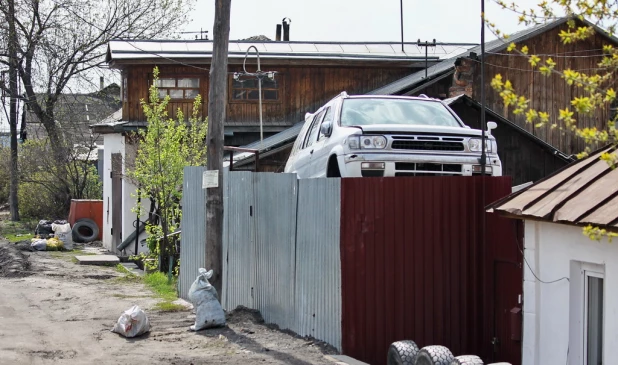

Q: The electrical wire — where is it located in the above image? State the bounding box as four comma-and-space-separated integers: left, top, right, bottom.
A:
468, 57, 613, 73
487, 51, 607, 58
515, 229, 570, 284
123, 41, 210, 72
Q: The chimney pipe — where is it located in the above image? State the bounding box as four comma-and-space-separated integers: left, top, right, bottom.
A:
282, 17, 291, 41
276, 24, 282, 41
99, 76, 104, 91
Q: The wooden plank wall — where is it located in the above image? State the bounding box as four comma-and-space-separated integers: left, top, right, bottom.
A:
478, 22, 615, 155
123, 64, 411, 127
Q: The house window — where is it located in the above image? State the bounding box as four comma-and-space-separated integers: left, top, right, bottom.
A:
155, 77, 200, 100
584, 271, 603, 365
231, 76, 280, 102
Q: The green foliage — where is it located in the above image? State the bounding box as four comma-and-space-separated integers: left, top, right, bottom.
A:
126, 67, 207, 273
17, 139, 102, 219
144, 272, 178, 302
489, 1, 618, 241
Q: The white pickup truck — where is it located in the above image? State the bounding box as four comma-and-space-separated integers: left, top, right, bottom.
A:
284, 92, 502, 178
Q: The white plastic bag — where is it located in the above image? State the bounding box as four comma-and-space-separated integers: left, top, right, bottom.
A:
31, 239, 47, 251
111, 305, 151, 338
188, 268, 226, 331
52, 223, 73, 250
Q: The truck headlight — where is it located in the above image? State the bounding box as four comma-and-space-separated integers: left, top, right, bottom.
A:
468, 138, 493, 153
361, 135, 387, 149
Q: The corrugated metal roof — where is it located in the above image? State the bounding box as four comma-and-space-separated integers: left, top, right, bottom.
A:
368, 17, 582, 95
225, 122, 304, 166
488, 146, 618, 229
107, 40, 474, 63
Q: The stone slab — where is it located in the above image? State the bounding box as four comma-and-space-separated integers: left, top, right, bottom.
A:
327, 355, 370, 365
75, 255, 119, 266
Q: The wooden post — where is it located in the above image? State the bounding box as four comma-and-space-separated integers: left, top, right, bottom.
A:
8, 0, 20, 221
205, 0, 231, 294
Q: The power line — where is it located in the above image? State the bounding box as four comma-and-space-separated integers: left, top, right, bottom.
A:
487, 51, 607, 58
124, 41, 210, 72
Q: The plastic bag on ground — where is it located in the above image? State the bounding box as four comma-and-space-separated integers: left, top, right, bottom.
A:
188, 268, 226, 331
52, 223, 73, 250
45, 237, 63, 251
31, 239, 47, 251
111, 305, 151, 338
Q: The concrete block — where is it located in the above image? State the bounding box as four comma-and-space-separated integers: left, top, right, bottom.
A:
75, 255, 119, 266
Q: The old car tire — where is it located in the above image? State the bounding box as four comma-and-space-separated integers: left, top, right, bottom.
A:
414, 346, 454, 365
72, 218, 99, 243
387, 340, 419, 365
449, 355, 483, 365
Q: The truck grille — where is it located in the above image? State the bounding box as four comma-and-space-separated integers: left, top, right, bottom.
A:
391, 140, 464, 151
395, 162, 462, 176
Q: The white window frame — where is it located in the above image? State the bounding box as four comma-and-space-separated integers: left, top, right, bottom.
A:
570, 261, 605, 365
583, 269, 604, 365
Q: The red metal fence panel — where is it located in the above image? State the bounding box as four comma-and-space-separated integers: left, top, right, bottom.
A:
340, 176, 522, 365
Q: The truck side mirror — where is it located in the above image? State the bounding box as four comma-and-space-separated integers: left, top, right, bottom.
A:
487, 121, 497, 135
320, 121, 333, 137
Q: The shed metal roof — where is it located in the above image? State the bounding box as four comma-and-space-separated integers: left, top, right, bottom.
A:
224, 121, 304, 167
368, 17, 618, 96
106, 40, 475, 64
488, 146, 618, 229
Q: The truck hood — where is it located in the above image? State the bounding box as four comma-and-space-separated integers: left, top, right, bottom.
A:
354, 124, 490, 138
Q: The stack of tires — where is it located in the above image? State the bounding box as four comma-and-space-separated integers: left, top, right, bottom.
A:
387, 341, 484, 365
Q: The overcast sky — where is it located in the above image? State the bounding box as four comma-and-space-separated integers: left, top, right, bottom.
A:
0, 0, 548, 130
184, 0, 543, 43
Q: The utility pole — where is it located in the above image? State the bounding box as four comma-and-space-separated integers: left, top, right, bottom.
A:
417, 39, 437, 80
8, 0, 20, 221
205, 0, 231, 294
400, 0, 404, 52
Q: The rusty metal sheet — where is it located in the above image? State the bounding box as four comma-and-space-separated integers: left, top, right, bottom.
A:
340, 176, 521, 365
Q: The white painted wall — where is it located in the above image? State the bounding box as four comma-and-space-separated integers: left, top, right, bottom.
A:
102, 133, 125, 251
522, 221, 618, 365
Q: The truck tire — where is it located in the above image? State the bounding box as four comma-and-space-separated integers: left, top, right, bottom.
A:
387, 340, 419, 365
72, 218, 99, 243
414, 346, 454, 365
449, 355, 483, 365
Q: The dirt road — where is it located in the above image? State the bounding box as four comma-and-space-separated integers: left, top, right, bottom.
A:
0, 241, 337, 365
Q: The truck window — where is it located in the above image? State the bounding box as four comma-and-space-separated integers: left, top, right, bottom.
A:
303, 110, 325, 149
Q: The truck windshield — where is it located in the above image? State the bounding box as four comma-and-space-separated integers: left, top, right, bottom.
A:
340, 98, 462, 127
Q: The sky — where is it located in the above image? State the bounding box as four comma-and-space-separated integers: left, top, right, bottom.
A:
183, 0, 543, 43
0, 0, 546, 130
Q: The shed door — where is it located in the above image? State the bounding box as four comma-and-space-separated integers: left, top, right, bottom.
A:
492, 260, 522, 365
111, 153, 123, 252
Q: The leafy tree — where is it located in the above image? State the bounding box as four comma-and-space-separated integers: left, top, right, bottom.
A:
0, 0, 194, 220
487, 1, 618, 240
127, 67, 207, 281
18, 138, 102, 218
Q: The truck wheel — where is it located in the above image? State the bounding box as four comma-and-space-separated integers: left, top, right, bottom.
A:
387, 340, 419, 365
449, 355, 483, 365
414, 346, 454, 365
326, 156, 340, 177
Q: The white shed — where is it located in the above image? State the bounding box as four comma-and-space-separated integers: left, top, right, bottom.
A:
489, 146, 618, 365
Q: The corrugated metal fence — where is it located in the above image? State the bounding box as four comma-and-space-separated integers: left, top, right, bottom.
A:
178, 167, 207, 300
221, 172, 342, 349
339, 176, 521, 365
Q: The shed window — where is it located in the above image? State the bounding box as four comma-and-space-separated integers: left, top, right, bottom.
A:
155, 77, 200, 100
231, 76, 280, 102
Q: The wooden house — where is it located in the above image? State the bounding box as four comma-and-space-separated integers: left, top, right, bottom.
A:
91, 39, 467, 254
370, 17, 618, 155
97, 39, 467, 146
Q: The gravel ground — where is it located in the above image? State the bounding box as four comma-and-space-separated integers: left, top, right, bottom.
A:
0, 241, 338, 365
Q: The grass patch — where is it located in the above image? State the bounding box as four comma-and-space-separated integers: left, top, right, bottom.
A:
153, 301, 186, 312
5, 233, 35, 243
142, 272, 185, 312
115, 263, 134, 275
144, 272, 178, 301
0, 219, 37, 241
